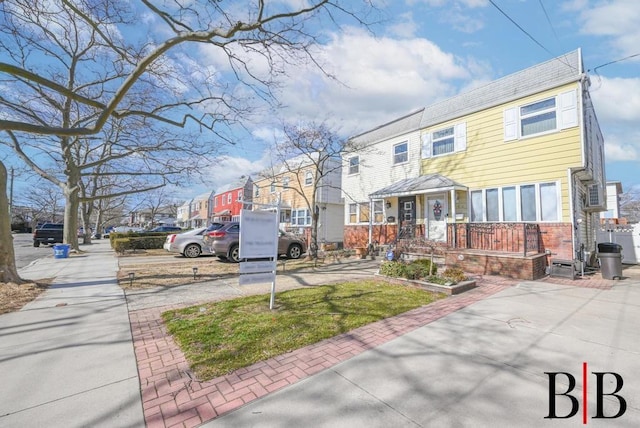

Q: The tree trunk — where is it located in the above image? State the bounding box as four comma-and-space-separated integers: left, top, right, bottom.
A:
0, 161, 24, 284
63, 183, 80, 251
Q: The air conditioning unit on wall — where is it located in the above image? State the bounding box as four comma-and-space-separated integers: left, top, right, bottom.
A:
584, 183, 605, 211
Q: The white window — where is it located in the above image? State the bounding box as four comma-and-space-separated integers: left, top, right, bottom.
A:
283, 176, 290, 188
254, 186, 260, 197
214, 198, 218, 208
358, 202, 370, 223
237, 190, 243, 201
422, 123, 466, 158
520, 98, 556, 137
305, 171, 313, 186
432, 127, 455, 156
348, 156, 359, 174
373, 200, 384, 223
471, 182, 559, 222
504, 91, 577, 141
393, 142, 408, 164
291, 209, 311, 226
270, 182, 276, 193
227, 193, 232, 204
348, 204, 357, 224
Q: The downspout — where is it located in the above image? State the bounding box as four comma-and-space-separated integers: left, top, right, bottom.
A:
368, 198, 373, 246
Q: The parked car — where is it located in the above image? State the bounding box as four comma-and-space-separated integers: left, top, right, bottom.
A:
163, 223, 225, 258
202, 221, 306, 263
112, 226, 145, 233
33, 223, 64, 247
149, 225, 183, 233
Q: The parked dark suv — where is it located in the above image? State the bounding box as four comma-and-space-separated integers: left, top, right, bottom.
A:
202, 221, 306, 262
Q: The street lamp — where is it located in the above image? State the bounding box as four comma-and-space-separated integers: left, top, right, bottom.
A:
192, 266, 198, 280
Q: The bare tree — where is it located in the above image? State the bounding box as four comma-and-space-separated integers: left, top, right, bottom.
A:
265, 121, 366, 258
620, 186, 640, 224
0, 0, 378, 283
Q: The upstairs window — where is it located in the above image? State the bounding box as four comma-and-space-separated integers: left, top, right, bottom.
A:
432, 127, 455, 156
393, 142, 408, 164
282, 176, 290, 188
520, 98, 556, 137
348, 156, 359, 174
237, 190, 243, 201
254, 186, 260, 197
270, 182, 276, 193
305, 171, 313, 186
227, 193, 232, 204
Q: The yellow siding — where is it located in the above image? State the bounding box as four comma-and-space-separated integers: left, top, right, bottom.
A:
253, 167, 315, 209
421, 83, 583, 222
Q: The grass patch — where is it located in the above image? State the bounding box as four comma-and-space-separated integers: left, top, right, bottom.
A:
162, 280, 444, 380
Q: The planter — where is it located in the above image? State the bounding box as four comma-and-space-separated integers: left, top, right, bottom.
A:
354, 247, 367, 259
374, 273, 476, 296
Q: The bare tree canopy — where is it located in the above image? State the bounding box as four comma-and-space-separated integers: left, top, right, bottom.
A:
0, 0, 378, 283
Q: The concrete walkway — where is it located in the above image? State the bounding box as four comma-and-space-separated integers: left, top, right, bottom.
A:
1, 241, 145, 428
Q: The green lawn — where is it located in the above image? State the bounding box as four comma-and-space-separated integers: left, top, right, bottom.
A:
162, 280, 444, 380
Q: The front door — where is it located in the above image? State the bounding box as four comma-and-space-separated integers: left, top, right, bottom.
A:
426, 194, 447, 241
398, 196, 416, 238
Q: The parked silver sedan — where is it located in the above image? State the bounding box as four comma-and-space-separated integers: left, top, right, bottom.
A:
163, 224, 224, 258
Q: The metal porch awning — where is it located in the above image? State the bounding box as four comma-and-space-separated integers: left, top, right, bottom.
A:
369, 173, 467, 199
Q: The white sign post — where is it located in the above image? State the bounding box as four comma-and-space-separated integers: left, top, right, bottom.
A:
239, 196, 281, 309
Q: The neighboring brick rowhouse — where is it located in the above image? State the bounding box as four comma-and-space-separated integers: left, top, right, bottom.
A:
445, 250, 548, 280
538, 223, 573, 260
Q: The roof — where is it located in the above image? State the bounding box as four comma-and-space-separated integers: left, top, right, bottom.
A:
369, 174, 467, 199
351, 49, 583, 146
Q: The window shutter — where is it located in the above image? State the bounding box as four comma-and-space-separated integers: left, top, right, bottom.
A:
559, 89, 578, 129
454, 123, 467, 152
504, 107, 517, 141
421, 133, 432, 159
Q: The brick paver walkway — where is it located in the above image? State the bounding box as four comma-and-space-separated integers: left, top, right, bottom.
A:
128, 273, 615, 427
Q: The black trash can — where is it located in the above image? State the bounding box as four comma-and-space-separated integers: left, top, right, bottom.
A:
597, 243, 623, 279
597, 242, 622, 254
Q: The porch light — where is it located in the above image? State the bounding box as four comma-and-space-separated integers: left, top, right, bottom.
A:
385, 201, 392, 209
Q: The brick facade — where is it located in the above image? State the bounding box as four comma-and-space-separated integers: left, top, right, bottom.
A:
445, 250, 548, 280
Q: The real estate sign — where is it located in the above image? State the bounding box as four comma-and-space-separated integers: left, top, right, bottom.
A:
239, 209, 278, 259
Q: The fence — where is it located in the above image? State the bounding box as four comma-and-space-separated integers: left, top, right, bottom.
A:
447, 223, 540, 256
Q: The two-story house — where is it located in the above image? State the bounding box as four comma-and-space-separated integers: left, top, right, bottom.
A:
342, 49, 606, 279
253, 152, 344, 248
188, 191, 214, 228
211, 176, 253, 222
176, 199, 192, 229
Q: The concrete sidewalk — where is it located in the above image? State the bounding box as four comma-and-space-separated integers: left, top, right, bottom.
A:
0, 241, 144, 428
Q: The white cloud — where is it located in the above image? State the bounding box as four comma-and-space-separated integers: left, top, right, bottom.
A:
274, 27, 482, 134
576, 0, 640, 56
590, 76, 640, 162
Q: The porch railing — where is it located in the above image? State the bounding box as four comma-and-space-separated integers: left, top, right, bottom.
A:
447, 223, 541, 256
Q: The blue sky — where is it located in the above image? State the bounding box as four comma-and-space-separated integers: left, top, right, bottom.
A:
6, 0, 640, 202
186, 0, 640, 200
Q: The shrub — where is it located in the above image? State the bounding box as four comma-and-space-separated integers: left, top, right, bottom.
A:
442, 267, 467, 284
379, 261, 408, 278
409, 258, 437, 275
111, 236, 165, 253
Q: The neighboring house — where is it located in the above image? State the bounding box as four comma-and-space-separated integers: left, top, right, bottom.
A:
188, 191, 214, 228
342, 49, 607, 279
253, 152, 344, 247
601, 181, 623, 221
130, 208, 176, 228
176, 199, 192, 228
211, 176, 253, 222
